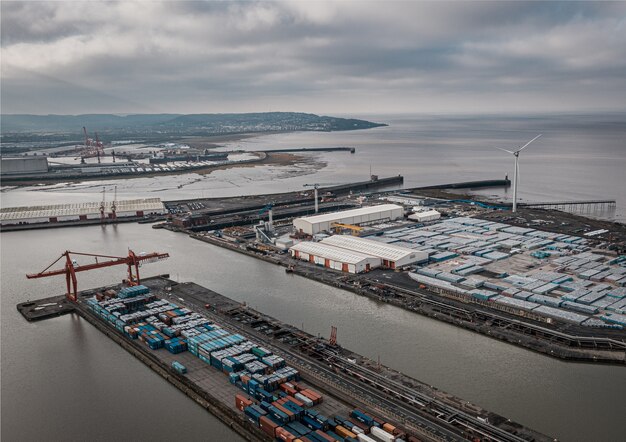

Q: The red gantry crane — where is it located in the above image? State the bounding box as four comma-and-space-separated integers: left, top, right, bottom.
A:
26, 250, 169, 302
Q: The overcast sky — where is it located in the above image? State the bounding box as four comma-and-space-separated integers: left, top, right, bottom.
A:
2, 1, 626, 115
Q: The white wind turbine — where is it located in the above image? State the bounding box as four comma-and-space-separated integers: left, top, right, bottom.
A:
497, 134, 542, 213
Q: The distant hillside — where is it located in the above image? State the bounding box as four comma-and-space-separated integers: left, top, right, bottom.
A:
1, 112, 386, 134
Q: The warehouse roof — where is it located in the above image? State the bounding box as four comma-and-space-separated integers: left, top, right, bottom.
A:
290, 241, 377, 265
0, 198, 165, 221
294, 204, 403, 224
321, 234, 421, 262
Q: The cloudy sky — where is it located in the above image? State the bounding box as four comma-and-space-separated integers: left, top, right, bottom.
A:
2, 1, 626, 115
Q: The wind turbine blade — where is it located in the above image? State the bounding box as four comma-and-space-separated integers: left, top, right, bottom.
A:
496, 147, 515, 154
516, 134, 542, 153
516, 157, 520, 185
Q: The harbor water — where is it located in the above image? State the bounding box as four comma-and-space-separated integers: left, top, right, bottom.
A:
2, 114, 625, 440
2, 113, 625, 221
2, 224, 625, 441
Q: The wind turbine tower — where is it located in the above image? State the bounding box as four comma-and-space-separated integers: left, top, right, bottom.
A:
497, 134, 542, 213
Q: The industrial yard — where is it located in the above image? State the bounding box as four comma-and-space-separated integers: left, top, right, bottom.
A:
11, 176, 626, 442
18, 277, 553, 442
149, 179, 626, 364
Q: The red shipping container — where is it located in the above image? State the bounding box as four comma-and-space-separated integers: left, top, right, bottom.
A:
291, 381, 302, 391
259, 415, 278, 438
276, 427, 296, 442
235, 394, 252, 412
273, 402, 295, 421
280, 383, 298, 396
286, 396, 305, 407
299, 389, 322, 404
304, 388, 322, 399
314, 430, 335, 442
348, 418, 370, 434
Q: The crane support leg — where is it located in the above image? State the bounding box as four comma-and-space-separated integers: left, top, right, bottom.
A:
65, 268, 72, 300
135, 262, 140, 285
70, 267, 78, 301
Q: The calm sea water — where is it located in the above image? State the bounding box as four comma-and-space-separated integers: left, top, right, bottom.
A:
2, 224, 625, 441
2, 114, 626, 441
3, 113, 625, 221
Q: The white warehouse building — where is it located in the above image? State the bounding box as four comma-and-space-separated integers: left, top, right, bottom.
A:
289, 242, 381, 274
0, 198, 166, 226
321, 234, 428, 269
408, 209, 441, 223
293, 204, 404, 236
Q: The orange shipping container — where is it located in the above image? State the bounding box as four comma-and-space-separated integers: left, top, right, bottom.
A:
383, 423, 396, 434
259, 415, 278, 438
335, 425, 357, 439
276, 427, 296, 442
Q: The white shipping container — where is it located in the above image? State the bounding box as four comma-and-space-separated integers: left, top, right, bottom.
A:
352, 426, 364, 434
371, 426, 395, 442
357, 434, 378, 442
295, 392, 314, 408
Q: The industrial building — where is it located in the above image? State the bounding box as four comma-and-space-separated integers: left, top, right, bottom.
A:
289, 242, 381, 273
0, 198, 166, 226
293, 204, 404, 235
1, 157, 48, 175
408, 209, 441, 223
321, 235, 428, 269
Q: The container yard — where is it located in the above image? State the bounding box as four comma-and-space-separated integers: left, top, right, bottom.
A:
19, 275, 553, 442
0, 151, 263, 185
173, 186, 626, 363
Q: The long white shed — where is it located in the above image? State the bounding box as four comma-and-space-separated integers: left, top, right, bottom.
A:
289, 241, 380, 273
293, 204, 404, 235
321, 234, 427, 269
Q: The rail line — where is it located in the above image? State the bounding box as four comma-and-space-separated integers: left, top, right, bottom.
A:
177, 290, 534, 442
380, 281, 626, 351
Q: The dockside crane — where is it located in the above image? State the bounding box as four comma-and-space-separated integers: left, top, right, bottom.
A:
111, 186, 117, 221
26, 250, 169, 302
78, 127, 105, 162
94, 132, 103, 149
99, 187, 106, 222
83, 126, 93, 147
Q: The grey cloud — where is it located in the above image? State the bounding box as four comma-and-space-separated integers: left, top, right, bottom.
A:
1, 1, 625, 114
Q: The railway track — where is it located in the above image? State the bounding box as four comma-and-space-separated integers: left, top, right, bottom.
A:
177, 289, 535, 442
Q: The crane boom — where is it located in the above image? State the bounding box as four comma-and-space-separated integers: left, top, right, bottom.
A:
26, 250, 169, 301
